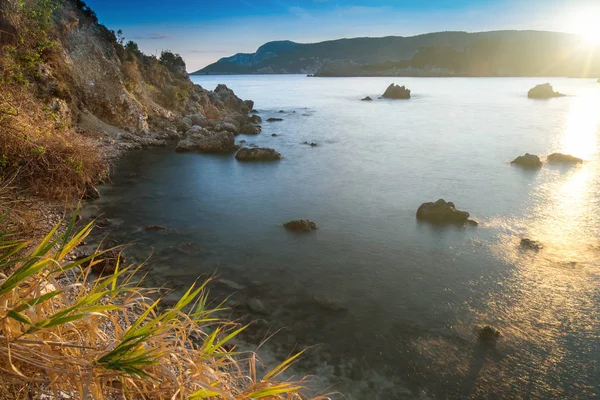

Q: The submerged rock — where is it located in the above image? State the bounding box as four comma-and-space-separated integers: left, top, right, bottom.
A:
520, 238, 543, 251
283, 219, 318, 232
235, 147, 281, 161
416, 199, 477, 226
303, 141, 317, 147
267, 117, 283, 122
547, 153, 583, 164
175, 126, 238, 153
144, 225, 168, 231
511, 153, 542, 169
271, 133, 279, 137
247, 298, 267, 314
478, 326, 501, 345
527, 83, 565, 99
361, 96, 373, 101
382, 83, 411, 99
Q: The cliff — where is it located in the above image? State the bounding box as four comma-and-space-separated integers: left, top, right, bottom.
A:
193, 31, 600, 77
0, 0, 253, 209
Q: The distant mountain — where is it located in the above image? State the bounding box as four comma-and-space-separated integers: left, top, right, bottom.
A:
192, 31, 600, 78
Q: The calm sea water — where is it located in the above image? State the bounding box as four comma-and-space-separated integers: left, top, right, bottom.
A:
86, 76, 600, 399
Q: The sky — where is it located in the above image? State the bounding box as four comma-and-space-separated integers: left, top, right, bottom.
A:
85, 0, 600, 72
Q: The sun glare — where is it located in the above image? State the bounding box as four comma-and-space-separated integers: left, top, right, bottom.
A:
571, 11, 600, 45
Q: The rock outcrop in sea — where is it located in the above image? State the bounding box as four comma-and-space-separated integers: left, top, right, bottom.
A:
527, 83, 565, 99
416, 199, 477, 226
362, 96, 373, 101
511, 153, 542, 169
283, 219, 318, 232
547, 153, 583, 164
382, 84, 411, 99
520, 238, 543, 251
175, 126, 238, 153
235, 147, 281, 161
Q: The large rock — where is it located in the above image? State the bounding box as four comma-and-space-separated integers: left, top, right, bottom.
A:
416, 199, 477, 226
520, 238, 543, 251
527, 83, 565, 99
213, 84, 252, 114
478, 326, 501, 345
240, 123, 262, 135
511, 153, 542, 169
361, 96, 373, 101
283, 219, 318, 232
235, 147, 281, 161
175, 126, 238, 153
547, 153, 583, 164
382, 83, 411, 99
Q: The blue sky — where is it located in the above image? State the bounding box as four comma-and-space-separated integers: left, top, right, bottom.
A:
85, 0, 600, 71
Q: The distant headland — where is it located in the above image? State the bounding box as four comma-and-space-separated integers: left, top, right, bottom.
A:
192, 31, 600, 78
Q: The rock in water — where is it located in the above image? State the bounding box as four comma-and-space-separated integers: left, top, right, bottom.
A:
520, 238, 543, 251
478, 326, 501, 345
547, 153, 583, 164
527, 83, 565, 99
283, 219, 318, 232
83, 185, 100, 200
511, 153, 542, 169
382, 83, 411, 99
235, 147, 281, 161
267, 117, 283, 122
175, 126, 238, 153
416, 199, 477, 226
361, 96, 373, 101
249, 114, 262, 124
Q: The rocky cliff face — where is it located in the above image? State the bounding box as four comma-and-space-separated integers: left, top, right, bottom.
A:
0, 0, 254, 201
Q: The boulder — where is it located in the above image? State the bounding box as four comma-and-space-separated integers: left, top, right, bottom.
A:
175, 126, 238, 153
240, 123, 261, 135
283, 219, 317, 232
416, 199, 477, 226
361, 96, 373, 101
527, 83, 565, 99
213, 121, 239, 135
86, 249, 124, 276
271, 133, 279, 137
249, 114, 262, 124
213, 84, 251, 113
267, 117, 283, 122
511, 153, 542, 169
520, 238, 543, 251
382, 83, 411, 99
303, 141, 317, 147
478, 326, 501, 345
547, 153, 583, 164
235, 147, 281, 161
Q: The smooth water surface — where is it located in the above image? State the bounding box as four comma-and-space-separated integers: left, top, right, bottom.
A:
87, 76, 600, 399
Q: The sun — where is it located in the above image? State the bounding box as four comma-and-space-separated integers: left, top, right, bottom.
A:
571, 11, 600, 45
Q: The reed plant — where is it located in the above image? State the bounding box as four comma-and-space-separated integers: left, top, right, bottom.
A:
0, 215, 326, 399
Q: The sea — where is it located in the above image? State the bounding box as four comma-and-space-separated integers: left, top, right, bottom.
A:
84, 75, 600, 399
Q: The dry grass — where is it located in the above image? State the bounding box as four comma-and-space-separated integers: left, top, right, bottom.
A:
0, 82, 108, 200
0, 217, 331, 399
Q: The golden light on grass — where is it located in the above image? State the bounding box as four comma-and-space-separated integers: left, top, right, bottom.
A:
0, 215, 330, 399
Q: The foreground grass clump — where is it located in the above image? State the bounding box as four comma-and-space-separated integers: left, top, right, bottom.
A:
0, 216, 323, 399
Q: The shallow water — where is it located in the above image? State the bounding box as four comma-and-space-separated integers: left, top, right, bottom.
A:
86, 76, 600, 399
